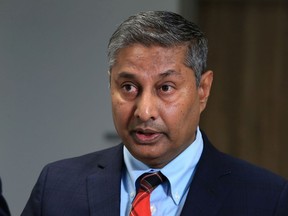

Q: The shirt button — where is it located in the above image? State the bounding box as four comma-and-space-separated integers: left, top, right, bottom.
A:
175, 193, 180, 201
150, 204, 156, 214
130, 191, 135, 198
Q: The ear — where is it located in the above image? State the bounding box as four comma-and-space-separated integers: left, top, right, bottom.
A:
108, 70, 111, 88
198, 70, 213, 113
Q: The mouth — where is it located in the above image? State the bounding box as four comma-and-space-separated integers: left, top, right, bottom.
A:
131, 128, 163, 144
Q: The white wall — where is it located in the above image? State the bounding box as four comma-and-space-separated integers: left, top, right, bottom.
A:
0, 1, 197, 215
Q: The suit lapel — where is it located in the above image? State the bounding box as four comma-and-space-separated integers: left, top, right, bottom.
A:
84, 134, 233, 216
86, 144, 124, 216
181, 133, 233, 216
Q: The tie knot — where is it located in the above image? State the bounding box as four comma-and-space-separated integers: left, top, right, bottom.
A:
138, 172, 166, 193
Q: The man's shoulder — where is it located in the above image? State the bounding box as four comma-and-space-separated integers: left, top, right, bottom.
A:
43, 144, 123, 175
221, 150, 287, 185
201, 132, 287, 186
193, 131, 288, 216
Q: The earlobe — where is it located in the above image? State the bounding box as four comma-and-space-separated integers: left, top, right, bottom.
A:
199, 70, 213, 111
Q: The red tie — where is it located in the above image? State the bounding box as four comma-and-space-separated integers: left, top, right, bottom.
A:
130, 172, 166, 216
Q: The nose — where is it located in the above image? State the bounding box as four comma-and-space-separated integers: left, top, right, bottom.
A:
134, 91, 158, 122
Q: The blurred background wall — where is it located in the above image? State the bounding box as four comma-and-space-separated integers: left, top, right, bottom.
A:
0, 0, 195, 215
0, 0, 287, 215
198, 0, 288, 179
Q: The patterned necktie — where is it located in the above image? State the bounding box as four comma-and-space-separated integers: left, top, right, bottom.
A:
130, 172, 166, 216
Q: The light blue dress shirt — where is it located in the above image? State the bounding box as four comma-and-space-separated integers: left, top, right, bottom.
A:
120, 127, 203, 216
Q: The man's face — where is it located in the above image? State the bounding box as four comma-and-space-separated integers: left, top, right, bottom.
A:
110, 44, 213, 168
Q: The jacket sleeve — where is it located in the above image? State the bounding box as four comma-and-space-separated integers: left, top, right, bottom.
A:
0, 178, 11, 216
21, 166, 49, 216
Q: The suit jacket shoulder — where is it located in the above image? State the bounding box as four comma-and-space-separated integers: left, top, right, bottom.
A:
181, 132, 288, 216
45, 144, 123, 173
0, 178, 11, 216
21, 144, 124, 216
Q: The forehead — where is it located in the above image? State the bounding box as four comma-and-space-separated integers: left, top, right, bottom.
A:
112, 44, 188, 72
119, 43, 186, 58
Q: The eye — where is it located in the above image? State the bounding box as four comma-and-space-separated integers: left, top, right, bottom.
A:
121, 83, 138, 96
161, 84, 171, 92
159, 84, 174, 93
123, 84, 134, 92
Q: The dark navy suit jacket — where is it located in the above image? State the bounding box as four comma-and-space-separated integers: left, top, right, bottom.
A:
0, 178, 11, 216
21, 132, 288, 216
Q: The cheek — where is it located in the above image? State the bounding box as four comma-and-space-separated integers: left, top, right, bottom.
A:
164, 99, 199, 130
111, 96, 124, 121
161, 103, 185, 129
111, 97, 132, 127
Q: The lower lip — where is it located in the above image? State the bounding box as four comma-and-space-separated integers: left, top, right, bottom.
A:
133, 132, 162, 143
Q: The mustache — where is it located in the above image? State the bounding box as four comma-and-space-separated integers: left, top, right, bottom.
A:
129, 119, 166, 132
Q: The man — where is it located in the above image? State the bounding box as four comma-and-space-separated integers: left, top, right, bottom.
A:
22, 11, 288, 216
0, 178, 11, 216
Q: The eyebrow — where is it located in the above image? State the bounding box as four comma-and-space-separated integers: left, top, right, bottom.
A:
117, 72, 136, 79
117, 70, 182, 80
159, 70, 182, 78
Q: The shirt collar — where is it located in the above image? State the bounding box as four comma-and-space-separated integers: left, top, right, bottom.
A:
123, 127, 203, 205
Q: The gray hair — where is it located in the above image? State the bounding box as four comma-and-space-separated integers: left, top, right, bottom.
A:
107, 11, 208, 86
